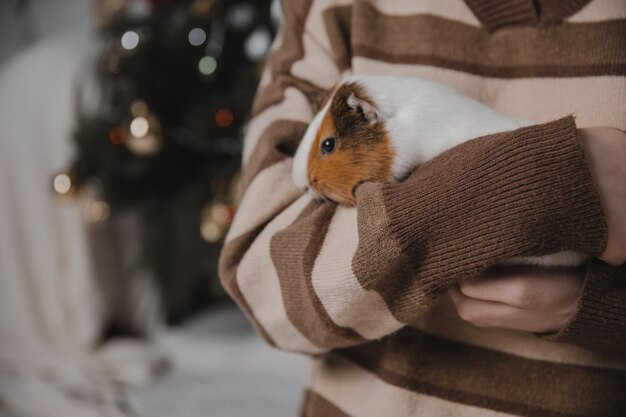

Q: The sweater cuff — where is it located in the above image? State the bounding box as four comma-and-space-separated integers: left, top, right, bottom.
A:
551, 259, 626, 354
384, 116, 607, 264
464, 0, 537, 32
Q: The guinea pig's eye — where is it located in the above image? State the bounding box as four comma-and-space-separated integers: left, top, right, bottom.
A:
321, 137, 336, 155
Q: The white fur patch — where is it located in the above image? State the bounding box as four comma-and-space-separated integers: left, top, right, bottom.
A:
292, 99, 332, 190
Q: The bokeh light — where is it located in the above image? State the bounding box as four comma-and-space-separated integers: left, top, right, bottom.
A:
201, 221, 221, 242
53, 173, 72, 195
130, 116, 150, 138
126, 133, 162, 156
227, 3, 256, 30
198, 56, 217, 75
188, 28, 207, 46
215, 108, 234, 127
109, 127, 126, 144
83, 200, 110, 223
244, 27, 271, 61
130, 100, 149, 117
121, 30, 140, 50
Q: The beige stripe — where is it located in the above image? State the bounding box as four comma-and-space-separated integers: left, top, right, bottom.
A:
242, 87, 313, 166
366, 0, 481, 27
291, 32, 343, 89
290, 0, 353, 83
308, 354, 518, 417
304, 0, 355, 56
256, 63, 273, 92
412, 298, 626, 370
567, 0, 626, 22
225, 159, 302, 244
236, 194, 323, 353
274, 0, 353, 80
353, 58, 626, 129
270, 200, 365, 348
289, 1, 356, 82
311, 206, 403, 340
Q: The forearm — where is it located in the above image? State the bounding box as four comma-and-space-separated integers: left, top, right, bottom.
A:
354, 117, 608, 324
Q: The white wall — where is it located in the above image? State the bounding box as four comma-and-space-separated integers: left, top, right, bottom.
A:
0, 0, 91, 67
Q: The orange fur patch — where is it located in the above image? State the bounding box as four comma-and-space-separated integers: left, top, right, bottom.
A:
306, 84, 394, 206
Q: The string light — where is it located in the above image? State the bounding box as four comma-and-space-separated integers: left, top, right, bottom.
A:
53, 173, 72, 195
130, 100, 149, 117
226, 3, 256, 31
130, 116, 150, 138
121, 30, 140, 50
198, 56, 217, 75
109, 127, 126, 144
83, 200, 110, 223
200, 221, 222, 242
188, 28, 207, 46
244, 27, 271, 61
200, 201, 234, 243
215, 108, 233, 127
212, 203, 229, 222
126, 133, 162, 156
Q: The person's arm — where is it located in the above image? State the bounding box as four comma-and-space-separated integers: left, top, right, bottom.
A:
219, 2, 608, 354
553, 260, 626, 354
447, 127, 626, 354
553, 127, 626, 354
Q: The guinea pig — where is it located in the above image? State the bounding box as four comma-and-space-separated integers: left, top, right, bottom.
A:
292, 74, 585, 267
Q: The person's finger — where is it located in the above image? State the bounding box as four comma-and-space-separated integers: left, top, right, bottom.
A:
450, 286, 528, 329
449, 286, 568, 332
457, 266, 583, 309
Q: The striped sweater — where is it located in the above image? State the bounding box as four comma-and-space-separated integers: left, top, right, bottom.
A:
219, 1, 626, 416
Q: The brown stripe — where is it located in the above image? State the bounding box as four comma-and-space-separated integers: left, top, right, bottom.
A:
218, 229, 276, 347
322, 5, 353, 72
252, 74, 327, 117
301, 390, 352, 417
251, 79, 286, 117
347, 3, 626, 78
270, 200, 365, 349
540, 0, 594, 25
464, 0, 538, 31
243, 120, 308, 188
250, 0, 318, 117
340, 327, 626, 417
351, 183, 422, 324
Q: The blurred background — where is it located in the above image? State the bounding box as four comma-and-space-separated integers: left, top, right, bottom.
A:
0, 0, 306, 416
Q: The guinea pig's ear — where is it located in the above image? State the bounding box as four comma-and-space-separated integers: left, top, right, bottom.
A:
347, 92, 379, 124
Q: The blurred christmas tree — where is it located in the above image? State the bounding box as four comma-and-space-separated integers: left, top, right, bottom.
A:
55, 0, 276, 324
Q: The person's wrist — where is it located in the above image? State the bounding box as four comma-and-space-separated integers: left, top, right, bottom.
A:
577, 127, 626, 265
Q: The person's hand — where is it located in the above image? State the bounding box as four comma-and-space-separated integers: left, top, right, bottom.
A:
578, 127, 626, 265
448, 266, 584, 333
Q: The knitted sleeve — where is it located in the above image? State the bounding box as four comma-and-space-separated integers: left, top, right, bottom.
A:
218, 1, 608, 354
552, 260, 626, 354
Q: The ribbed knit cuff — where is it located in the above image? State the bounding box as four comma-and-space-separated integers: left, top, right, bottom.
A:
464, 0, 537, 31
387, 116, 606, 260
551, 259, 626, 355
